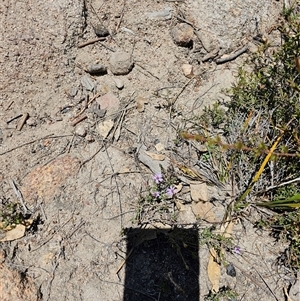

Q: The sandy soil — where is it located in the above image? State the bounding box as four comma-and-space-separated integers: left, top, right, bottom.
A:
1, 1, 298, 300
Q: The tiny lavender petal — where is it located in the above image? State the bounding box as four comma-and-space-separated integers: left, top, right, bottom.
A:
153, 173, 163, 184
233, 246, 241, 255
153, 191, 160, 198
166, 186, 177, 197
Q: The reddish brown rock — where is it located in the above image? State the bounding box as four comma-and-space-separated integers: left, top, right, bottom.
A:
97, 92, 120, 116
0, 258, 40, 301
171, 23, 194, 47
21, 155, 80, 203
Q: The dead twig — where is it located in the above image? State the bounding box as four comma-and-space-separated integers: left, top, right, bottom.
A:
17, 112, 29, 131
170, 77, 194, 108
66, 220, 85, 239
283, 287, 295, 301
116, 247, 133, 274
5, 100, 14, 111
31, 215, 73, 252
260, 176, 300, 193
77, 37, 106, 48
85, 231, 110, 246
216, 45, 248, 64
44, 261, 59, 301
253, 267, 280, 301
116, 0, 126, 32
71, 114, 87, 126
98, 41, 115, 52
233, 261, 272, 295
10, 180, 30, 215
167, 271, 186, 296
0, 134, 72, 156
135, 63, 160, 80
79, 143, 104, 168
104, 144, 123, 228
112, 92, 136, 140
67, 133, 75, 153
39, 202, 47, 220
103, 209, 135, 220
6, 114, 22, 124
71, 91, 102, 120
176, 15, 196, 29
112, 108, 126, 141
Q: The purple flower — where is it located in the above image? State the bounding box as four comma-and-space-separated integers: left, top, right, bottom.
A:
153, 191, 160, 198
166, 186, 177, 197
232, 246, 241, 255
153, 173, 163, 184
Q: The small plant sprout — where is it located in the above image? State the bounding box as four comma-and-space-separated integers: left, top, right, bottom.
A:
232, 246, 241, 255
153, 173, 163, 184
166, 186, 177, 198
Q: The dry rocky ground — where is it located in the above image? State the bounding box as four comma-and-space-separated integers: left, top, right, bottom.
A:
0, 0, 299, 300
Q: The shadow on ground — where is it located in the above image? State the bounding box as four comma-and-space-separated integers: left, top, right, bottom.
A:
124, 227, 199, 301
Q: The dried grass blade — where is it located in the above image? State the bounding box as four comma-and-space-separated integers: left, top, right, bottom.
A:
238, 132, 284, 203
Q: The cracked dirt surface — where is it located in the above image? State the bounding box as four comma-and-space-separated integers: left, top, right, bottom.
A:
1, 1, 299, 300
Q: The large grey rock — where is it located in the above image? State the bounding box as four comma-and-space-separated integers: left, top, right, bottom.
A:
187, 0, 282, 53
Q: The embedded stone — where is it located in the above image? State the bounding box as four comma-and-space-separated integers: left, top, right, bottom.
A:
171, 23, 194, 47
109, 51, 133, 75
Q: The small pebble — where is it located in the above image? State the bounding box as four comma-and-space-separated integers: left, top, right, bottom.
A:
171, 23, 194, 47
155, 142, 165, 152
182, 64, 194, 78
136, 96, 148, 112
120, 27, 135, 35
75, 125, 87, 137
109, 51, 133, 75
86, 64, 107, 76
69, 87, 78, 97
97, 92, 120, 116
26, 117, 37, 126
98, 119, 114, 138
146, 7, 172, 20
81, 75, 95, 91
85, 134, 95, 142
114, 78, 124, 89
94, 24, 109, 37
226, 263, 236, 277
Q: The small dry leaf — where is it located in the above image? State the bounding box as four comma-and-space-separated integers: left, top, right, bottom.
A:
136, 97, 148, 112
144, 151, 165, 161
284, 286, 294, 301
218, 220, 234, 238
0, 219, 33, 232
0, 224, 26, 242
175, 199, 185, 211
98, 119, 114, 138
190, 182, 208, 202
114, 124, 121, 141
207, 248, 221, 293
